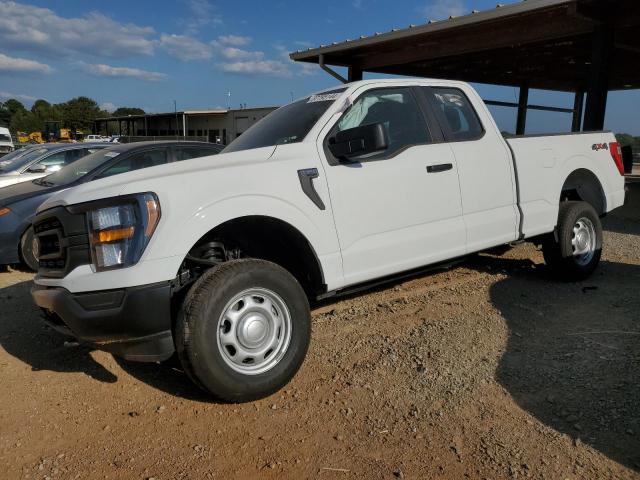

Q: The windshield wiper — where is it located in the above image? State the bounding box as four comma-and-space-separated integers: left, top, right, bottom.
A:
34, 178, 54, 187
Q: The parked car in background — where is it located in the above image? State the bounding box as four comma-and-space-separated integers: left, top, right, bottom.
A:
0, 144, 38, 167
84, 135, 110, 143
0, 127, 14, 157
0, 143, 107, 189
30, 79, 626, 402
0, 141, 223, 270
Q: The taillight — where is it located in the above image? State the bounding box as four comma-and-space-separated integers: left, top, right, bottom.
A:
609, 141, 625, 176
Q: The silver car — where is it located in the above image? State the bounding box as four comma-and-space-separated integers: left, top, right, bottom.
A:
0, 143, 107, 189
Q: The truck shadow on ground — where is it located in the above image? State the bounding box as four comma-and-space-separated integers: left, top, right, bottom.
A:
0, 279, 216, 401
472, 255, 640, 471
602, 181, 640, 236
0, 280, 118, 384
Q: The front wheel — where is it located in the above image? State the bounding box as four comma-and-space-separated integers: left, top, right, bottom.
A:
175, 259, 311, 402
542, 201, 603, 281
20, 227, 39, 271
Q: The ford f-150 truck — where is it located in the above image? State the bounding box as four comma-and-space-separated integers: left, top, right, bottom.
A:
30, 79, 627, 402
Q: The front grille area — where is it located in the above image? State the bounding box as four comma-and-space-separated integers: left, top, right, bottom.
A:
33, 207, 91, 278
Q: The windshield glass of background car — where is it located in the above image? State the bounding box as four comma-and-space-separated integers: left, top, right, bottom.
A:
45, 150, 119, 185
0, 134, 11, 142
0, 147, 48, 173
0, 148, 30, 171
223, 88, 346, 153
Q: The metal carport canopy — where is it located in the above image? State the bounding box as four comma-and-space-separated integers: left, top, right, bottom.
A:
290, 0, 639, 131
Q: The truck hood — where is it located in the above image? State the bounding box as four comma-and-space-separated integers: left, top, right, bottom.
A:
37, 146, 276, 213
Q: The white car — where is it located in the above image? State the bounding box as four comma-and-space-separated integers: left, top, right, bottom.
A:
32, 79, 627, 402
0, 127, 14, 156
84, 135, 110, 143
0, 143, 107, 189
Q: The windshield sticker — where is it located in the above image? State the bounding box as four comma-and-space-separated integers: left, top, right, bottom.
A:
104, 152, 120, 158
307, 93, 342, 103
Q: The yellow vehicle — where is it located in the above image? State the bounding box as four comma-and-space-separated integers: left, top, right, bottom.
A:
17, 131, 44, 144
16, 127, 84, 144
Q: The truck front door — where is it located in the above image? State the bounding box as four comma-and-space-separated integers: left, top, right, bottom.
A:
318, 86, 466, 287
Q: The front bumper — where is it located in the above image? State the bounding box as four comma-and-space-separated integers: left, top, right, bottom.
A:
32, 281, 175, 362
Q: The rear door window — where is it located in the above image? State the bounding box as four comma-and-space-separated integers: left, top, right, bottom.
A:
96, 149, 168, 179
426, 87, 484, 141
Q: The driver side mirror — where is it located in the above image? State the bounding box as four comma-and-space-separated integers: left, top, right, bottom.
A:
27, 163, 47, 173
27, 163, 62, 174
328, 123, 388, 162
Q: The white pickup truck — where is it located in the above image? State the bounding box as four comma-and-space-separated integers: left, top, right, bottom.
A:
31, 79, 627, 402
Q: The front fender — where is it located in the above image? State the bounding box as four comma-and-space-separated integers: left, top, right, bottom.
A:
149, 193, 328, 260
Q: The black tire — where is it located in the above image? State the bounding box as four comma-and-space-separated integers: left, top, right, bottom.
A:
175, 259, 311, 402
20, 227, 39, 272
541, 201, 602, 281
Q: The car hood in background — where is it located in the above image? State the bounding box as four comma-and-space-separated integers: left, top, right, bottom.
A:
0, 179, 58, 207
0, 172, 47, 189
37, 146, 276, 213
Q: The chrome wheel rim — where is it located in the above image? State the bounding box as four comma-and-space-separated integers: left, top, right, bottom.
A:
571, 217, 596, 266
216, 288, 292, 375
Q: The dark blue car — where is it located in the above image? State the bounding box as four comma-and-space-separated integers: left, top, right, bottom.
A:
0, 140, 223, 270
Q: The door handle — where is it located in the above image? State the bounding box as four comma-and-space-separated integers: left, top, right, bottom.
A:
297, 168, 326, 211
426, 163, 453, 173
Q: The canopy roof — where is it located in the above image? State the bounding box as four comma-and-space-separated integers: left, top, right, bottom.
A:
290, 0, 640, 92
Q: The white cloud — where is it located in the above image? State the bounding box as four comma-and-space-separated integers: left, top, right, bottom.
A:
100, 102, 117, 113
0, 91, 38, 103
419, 0, 467, 20
160, 34, 213, 61
83, 63, 167, 82
219, 47, 263, 61
182, 0, 222, 35
0, 1, 155, 58
217, 35, 251, 46
220, 60, 292, 78
0, 53, 52, 74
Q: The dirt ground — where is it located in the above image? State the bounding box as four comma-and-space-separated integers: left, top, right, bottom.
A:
1, 184, 639, 480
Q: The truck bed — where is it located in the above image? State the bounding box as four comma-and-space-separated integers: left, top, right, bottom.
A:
506, 131, 625, 239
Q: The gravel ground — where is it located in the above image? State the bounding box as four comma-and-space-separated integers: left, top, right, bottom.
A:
0, 183, 638, 480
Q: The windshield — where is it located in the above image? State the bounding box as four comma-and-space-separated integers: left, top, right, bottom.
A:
223, 88, 346, 153
44, 149, 120, 186
0, 147, 49, 173
0, 148, 31, 169
0, 134, 11, 142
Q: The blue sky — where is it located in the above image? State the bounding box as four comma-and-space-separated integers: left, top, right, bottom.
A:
0, 0, 638, 134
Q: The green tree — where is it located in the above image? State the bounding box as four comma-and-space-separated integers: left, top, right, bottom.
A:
0, 99, 27, 129
31, 99, 62, 123
60, 96, 103, 132
3, 99, 26, 117
616, 133, 640, 151
0, 103, 9, 127
112, 107, 145, 116
10, 110, 43, 134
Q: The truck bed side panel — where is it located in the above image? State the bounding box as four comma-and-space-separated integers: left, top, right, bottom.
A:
507, 132, 625, 238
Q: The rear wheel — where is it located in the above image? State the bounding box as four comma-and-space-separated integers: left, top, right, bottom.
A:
542, 201, 602, 281
20, 227, 39, 272
175, 259, 311, 402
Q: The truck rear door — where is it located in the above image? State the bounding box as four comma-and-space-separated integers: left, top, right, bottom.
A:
423, 86, 519, 252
